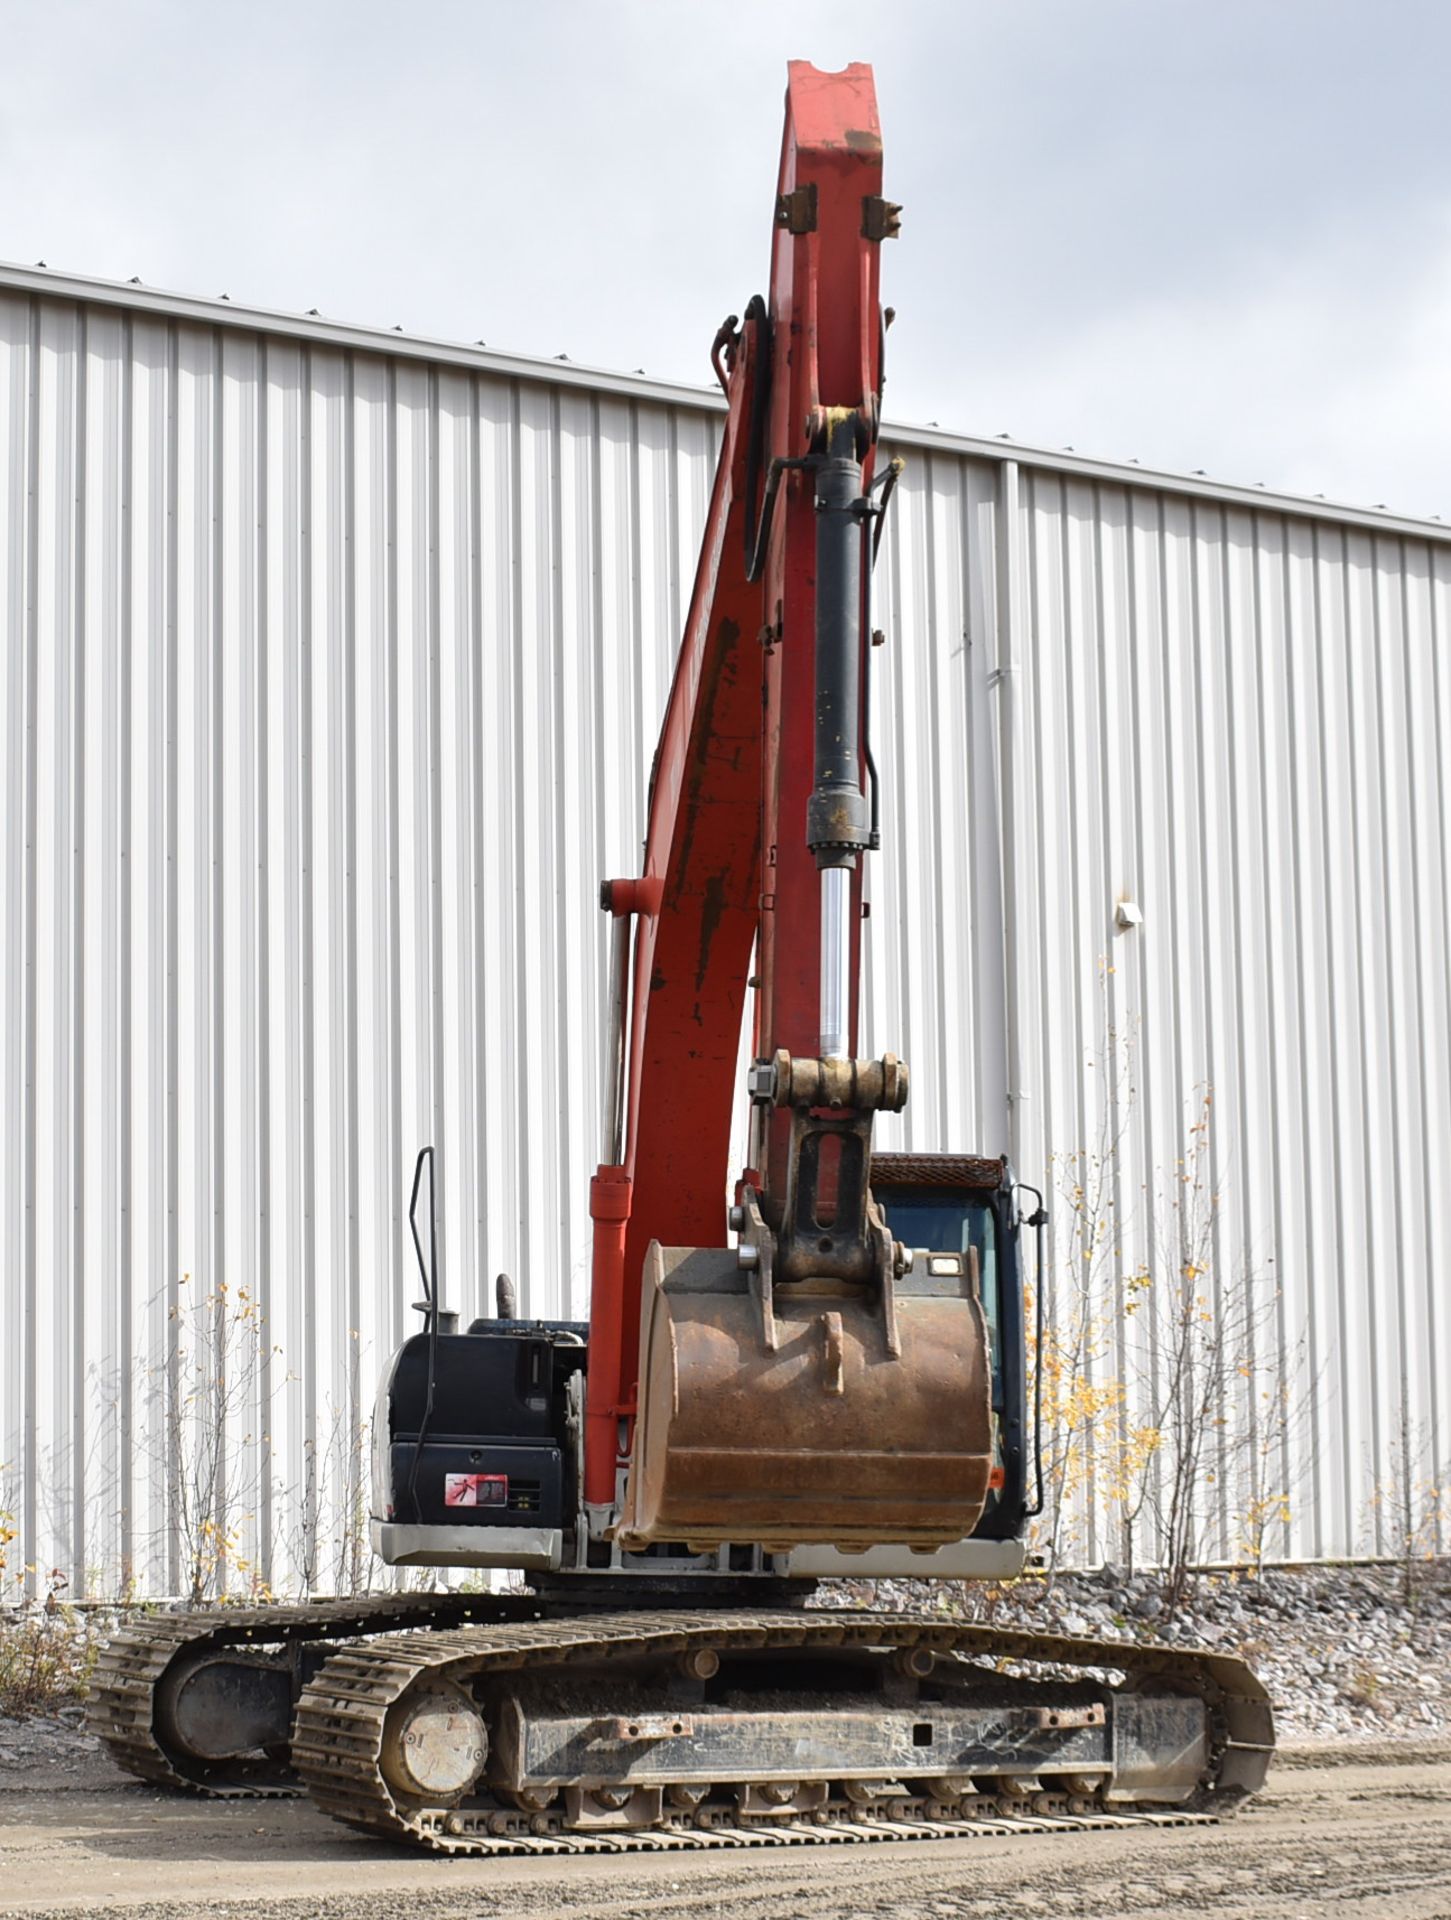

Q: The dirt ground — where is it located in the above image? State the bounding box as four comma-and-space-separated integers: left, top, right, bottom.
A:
1, 1743, 1450, 1920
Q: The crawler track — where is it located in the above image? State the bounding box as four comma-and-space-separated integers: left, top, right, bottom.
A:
87, 1592, 544, 1794
291, 1608, 1274, 1855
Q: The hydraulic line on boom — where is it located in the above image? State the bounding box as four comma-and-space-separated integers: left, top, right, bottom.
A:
810, 412, 874, 1059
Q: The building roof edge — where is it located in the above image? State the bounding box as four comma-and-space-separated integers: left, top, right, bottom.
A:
4, 259, 1447, 546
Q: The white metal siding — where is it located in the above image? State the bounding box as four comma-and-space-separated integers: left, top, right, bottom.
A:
2, 273, 1447, 1593
999, 474, 1451, 1563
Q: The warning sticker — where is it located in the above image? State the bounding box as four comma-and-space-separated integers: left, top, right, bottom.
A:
444, 1472, 508, 1508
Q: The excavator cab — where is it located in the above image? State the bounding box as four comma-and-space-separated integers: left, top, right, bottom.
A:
871, 1153, 1032, 1543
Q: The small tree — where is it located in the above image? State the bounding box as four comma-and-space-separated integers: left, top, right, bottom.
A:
275, 1390, 374, 1600
1035, 976, 1138, 1574
1033, 1014, 1312, 1598
1369, 1395, 1446, 1608
1116, 1094, 1309, 1608
131, 1275, 278, 1604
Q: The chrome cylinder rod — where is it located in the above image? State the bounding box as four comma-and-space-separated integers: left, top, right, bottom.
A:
820, 865, 852, 1059
602, 911, 631, 1164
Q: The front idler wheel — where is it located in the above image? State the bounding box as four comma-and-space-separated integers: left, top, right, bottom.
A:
379, 1683, 488, 1803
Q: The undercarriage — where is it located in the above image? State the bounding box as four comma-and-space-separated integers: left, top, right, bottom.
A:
89, 1592, 1273, 1855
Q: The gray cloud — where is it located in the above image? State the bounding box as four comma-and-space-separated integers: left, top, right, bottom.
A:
3, 0, 1447, 514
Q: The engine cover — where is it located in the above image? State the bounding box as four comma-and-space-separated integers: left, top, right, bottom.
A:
376, 1323, 585, 1540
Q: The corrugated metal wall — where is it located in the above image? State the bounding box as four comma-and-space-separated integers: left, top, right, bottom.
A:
998, 469, 1451, 1566
2, 272, 1447, 1594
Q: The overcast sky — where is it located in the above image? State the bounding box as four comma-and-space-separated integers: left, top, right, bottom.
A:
5, 0, 1449, 518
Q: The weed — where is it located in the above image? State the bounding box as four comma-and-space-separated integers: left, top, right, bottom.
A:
1339, 1668, 1384, 1712
0, 1579, 98, 1717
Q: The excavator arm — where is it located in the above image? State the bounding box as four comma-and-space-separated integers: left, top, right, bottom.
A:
587, 63, 996, 1553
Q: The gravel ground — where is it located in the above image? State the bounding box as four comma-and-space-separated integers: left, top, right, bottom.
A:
2, 1752, 1450, 1918
835, 1559, 1451, 1744
0, 1705, 95, 1779
0, 1562, 1448, 1917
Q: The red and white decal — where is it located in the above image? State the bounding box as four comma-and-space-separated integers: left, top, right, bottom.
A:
444, 1472, 508, 1508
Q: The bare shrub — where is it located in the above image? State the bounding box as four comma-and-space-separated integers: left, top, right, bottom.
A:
1368, 1396, 1446, 1609
1031, 992, 1313, 1600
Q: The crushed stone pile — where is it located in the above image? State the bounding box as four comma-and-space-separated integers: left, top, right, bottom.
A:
825, 1560, 1450, 1744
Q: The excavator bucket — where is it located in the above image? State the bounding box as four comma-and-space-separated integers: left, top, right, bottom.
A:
616, 1239, 995, 1552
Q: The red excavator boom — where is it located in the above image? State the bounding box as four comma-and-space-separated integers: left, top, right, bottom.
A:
584, 63, 894, 1512
582, 63, 989, 1559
